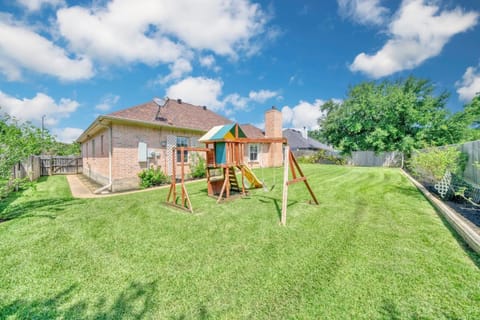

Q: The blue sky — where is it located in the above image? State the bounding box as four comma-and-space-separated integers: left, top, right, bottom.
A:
0, 0, 479, 142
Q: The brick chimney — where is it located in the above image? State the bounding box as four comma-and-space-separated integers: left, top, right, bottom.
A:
265, 106, 282, 138
264, 106, 283, 167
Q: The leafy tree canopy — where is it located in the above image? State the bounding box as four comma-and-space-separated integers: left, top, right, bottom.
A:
0, 111, 80, 180
319, 77, 473, 154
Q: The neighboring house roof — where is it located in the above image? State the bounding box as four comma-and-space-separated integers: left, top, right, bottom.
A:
77, 98, 232, 143
108, 98, 231, 132
283, 128, 335, 151
240, 124, 265, 139
199, 123, 247, 142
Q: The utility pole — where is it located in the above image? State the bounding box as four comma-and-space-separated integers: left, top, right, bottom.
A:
41, 115, 46, 140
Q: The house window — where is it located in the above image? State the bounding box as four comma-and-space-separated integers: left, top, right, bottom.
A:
249, 144, 259, 162
176, 136, 189, 162
101, 135, 104, 155
92, 139, 95, 157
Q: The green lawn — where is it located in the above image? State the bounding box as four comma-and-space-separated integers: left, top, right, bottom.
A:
0, 165, 479, 319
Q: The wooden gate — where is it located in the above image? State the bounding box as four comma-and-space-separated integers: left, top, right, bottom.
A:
40, 156, 83, 176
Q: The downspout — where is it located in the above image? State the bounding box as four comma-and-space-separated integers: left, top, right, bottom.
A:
94, 123, 113, 194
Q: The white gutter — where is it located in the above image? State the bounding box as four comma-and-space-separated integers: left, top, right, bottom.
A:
94, 123, 113, 194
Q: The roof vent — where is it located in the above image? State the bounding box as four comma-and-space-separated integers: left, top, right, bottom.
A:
203, 106, 207, 110
177, 98, 182, 104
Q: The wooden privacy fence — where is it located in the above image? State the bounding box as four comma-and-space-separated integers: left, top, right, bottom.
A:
40, 156, 82, 176
346, 151, 403, 167
459, 140, 480, 185
12, 156, 42, 181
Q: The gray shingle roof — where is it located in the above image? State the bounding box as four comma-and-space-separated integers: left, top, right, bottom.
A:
283, 129, 335, 151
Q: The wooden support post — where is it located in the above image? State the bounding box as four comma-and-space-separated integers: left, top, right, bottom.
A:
217, 167, 228, 203
167, 147, 176, 203
240, 165, 245, 195
281, 146, 290, 226
290, 151, 319, 205
180, 147, 185, 207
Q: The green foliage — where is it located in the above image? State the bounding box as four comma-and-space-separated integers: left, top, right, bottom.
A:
48, 141, 81, 156
138, 167, 168, 188
407, 146, 468, 183
297, 150, 345, 165
190, 152, 206, 179
320, 77, 465, 154
450, 94, 480, 142
0, 111, 55, 196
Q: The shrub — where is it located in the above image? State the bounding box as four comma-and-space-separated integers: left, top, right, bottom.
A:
407, 147, 468, 184
0, 178, 36, 199
296, 150, 345, 165
138, 167, 168, 188
297, 155, 316, 164
190, 153, 206, 179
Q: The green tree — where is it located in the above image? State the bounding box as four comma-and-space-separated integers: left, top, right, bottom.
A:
48, 141, 81, 156
450, 94, 480, 142
0, 112, 54, 183
319, 77, 464, 154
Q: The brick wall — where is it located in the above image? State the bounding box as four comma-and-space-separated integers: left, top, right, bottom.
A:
82, 128, 110, 186
82, 123, 205, 192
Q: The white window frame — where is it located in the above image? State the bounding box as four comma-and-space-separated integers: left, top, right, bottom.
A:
176, 136, 189, 163
249, 144, 259, 162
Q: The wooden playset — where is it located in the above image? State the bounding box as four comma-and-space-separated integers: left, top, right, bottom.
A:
166, 123, 318, 225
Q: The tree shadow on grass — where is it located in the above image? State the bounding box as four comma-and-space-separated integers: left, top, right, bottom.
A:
379, 298, 402, 320
0, 197, 85, 222
170, 304, 212, 320
0, 281, 158, 319
0, 176, 85, 223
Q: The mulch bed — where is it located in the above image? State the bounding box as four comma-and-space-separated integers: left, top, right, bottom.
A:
445, 200, 480, 235
424, 184, 480, 236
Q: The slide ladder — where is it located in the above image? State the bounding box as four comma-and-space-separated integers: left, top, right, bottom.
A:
239, 164, 263, 188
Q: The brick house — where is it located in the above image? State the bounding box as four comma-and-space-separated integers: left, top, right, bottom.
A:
76, 98, 283, 192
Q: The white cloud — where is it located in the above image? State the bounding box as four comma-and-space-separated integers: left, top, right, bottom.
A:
159, 59, 193, 84
281, 99, 326, 130
51, 127, 84, 143
224, 89, 278, 112
0, 91, 79, 126
456, 65, 480, 102
224, 93, 249, 110
350, 0, 479, 78
166, 77, 224, 111
249, 89, 278, 103
57, 0, 268, 66
0, 20, 94, 81
337, 0, 389, 25
199, 55, 215, 68
17, 0, 64, 11
95, 94, 120, 112
57, 4, 187, 65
